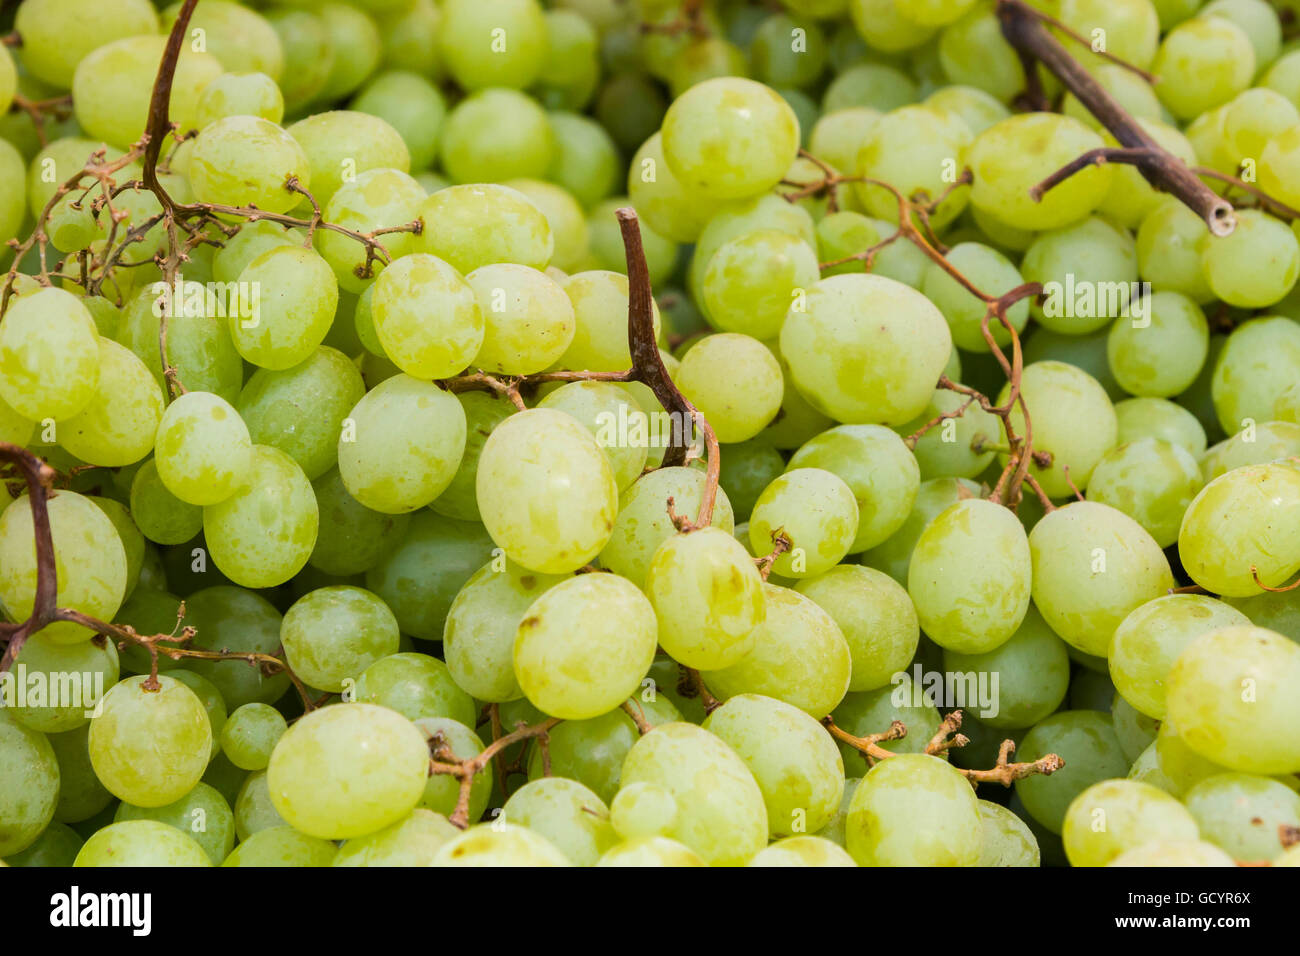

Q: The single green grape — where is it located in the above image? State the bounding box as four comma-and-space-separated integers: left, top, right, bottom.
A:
154, 391, 253, 506
978, 799, 1041, 866
749, 468, 859, 578
1151, 15, 1255, 120
467, 263, 575, 375
332, 809, 460, 867
0, 709, 60, 856
609, 781, 678, 842
0, 287, 100, 422
437, 0, 548, 91
287, 110, 410, 206
317, 168, 426, 293
195, 71, 285, 126
281, 586, 400, 693
1086, 438, 1203, 548
220, 703, 288, 772
231, 245, 339, 371
439, 88, 554, 184
555, 269, 662, 372
189, 115, 310, 215
5, 632, 119, 733
536, 381, 648, 491
1184, 772, 1300, 863
74, 820, 211, 867
1016, 710, 1129, 834
415, 716, 493, 823
432, 824, 570, 866
222, 826, 338, 867
500, 777, 617, 866
846, 753, 981, 866
114, 781, 235, 865
353, 653, 477, 727
1062, 779, 1200, 867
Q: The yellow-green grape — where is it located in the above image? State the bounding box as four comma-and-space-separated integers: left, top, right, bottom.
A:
234, 770, 284, 841
196, 71, 284, 125
921, 243, 1029, 353
856, 105, 970, 229
560, 272, 664, 373
430, 393, 515, 522
780, 273, 952, 426
587, 196, 677, 286
703, 694, 844, 838
1087, 438, 1203, 548
416, 184, 553, 273
1062, 779, 1199, 867
609, 781, 678, 841
997, 361, 1117, 498
222, 826, 336, 866
1133, 720, 1236, 797
161, 0, 284, 79
332, 809, 459, 867
0, 490, 126, 644
1184, 772, 1300, 863
833, 683, 934, 776
433, 823, 570, 866
1098, 123, 1197, 230
596, 835, 708, 866
1202, 210, 1300, 308
908, 498, 1032, 654
1212, 319, 1300, 432
5, 633, 118, 733
154, 391, 253, 507
1107, 291, 1208, 398
627, 132, 733, 243
1179, 463, 1300, 596
674, 333, 783, 443
315, 2, 382, 102
157, 669, 226, 760
1029, 501, 1174, 657
220, 703, 287, 772
1022, 217, 1138, 335
370, 253, 483, 379
438, 88, 554, 184
747, 835, 857, 867
1167, 625, 1300, 774
203, 444, 319, 588
189, 116, 309, 215
443, 560, 568, 703
1136, 199, 1215, 304
600, 467, 735, 587
317, 169, 425, 294
17, 0, 158, 87
704, 583, 851, 719
1058, 0, 1159, 65
860, 476, 981, 584
749, 468, 859, 579
504, 179, 588, 273
56, 339, 162, 467
619, 722, 768, 865
437, 0, 546, 89
1110, 839, 1236, 866
701, 230, 820, 340
351, 70, 447, 172
848, 0, 935, 50
1260, 122, 1300, 212
356, 653, 476, 727
1016, 710, 1128, 834
212, 221, 303, 284
499, 778, 617, 866
846, 753, 980, 866
477, 409, 618, 574
936, 3, 1026, 102
897, 388, 1001, 481
0, 287, 100, 421
926, 85, 1008, 136
336, 374, 466, 514
691, 198, 817, 314
178, 588, 288, 709
1151, 16, 1255, 120
466, 264, 575, 376
414, 716, 492, 821
281, 586, 400, 693
232, 245, 339, 371
74, 820, 211, 867
88, 497, 141, 599
265, 8, 332, 114
267, 702, 429, 839
0, 709, 60, 856
977, 799, 1040, 866
537, 382, 648, 491
514, 574, 657, 719
660, 77, 799, 199
287, 111, 410, 207
1225, 588, 1300, 643
88, 674, 211, 808
1114, 396, 1207, 456
645, 527, 765, 671
0, 138, 23, 244
968, 114, 1112, 230
114, 780, 235, 864
1109, 594, 1249, 720
129, 460, 200, 545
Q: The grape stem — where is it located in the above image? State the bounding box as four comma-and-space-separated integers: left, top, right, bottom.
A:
677, 665, 721, 714
8, 92, 73, 148
621, 699, 655, 735
1193, 167, 1300, 221
754, 530, 793, 581
427, 717, 563, 829
1250, 566, 1300, 593
996, 0, 1237, 237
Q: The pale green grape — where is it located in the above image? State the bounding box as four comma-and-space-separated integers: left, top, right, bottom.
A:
1185, 772, 1300, 863
921, 243, 1030, 352
196, 72, 285, 126
5, 822, 82, 867
1107, 292, 1208, 397
351, 71, 445, 172
433, 824, 570, 866
317, 169, 425, 294
123, 290, 243, 402
374, 0, 442, 77
315, 2, 381, 102
936, 4, 1025, 102
1136, 199, 1215, 303
1114, 396, 1208, 456
689, 194, 816, 304
203, 444, 318, 588
860, 477, 979, 584
0, 139, 24, 249
0, 709, 59, 856
354, 654, 476, 727
897, 388, 1001, 481
1202, 0, 1280, 69
749, 468, 859, 578
48, 725, 113, 824
415, 716, 492, 822
1016, 710, 1128, 834
537, 382, 648, 491
537, 9, 599, 105
846, 753, 980, 866
212, 221, 302, 284
88, 675, 211, 808
1108, 839, 1238, 866
718, 438, 785, 521
337, 374, 466, 514
189, 116, 309, 216
267, 702, 429, 839
4, 632, 118, 733
161, 1, 283, 80
89, 497, 143, 599
665, 36, 747, 99
750, 12, 827, 86
703, 584, 851, 718
701, 230, 820, 340
179, 587, 287, 709
821, 62, 916, 112
1225, 589, 1300, 643
332, 809, 459, 867
1202, 421, 1300, 482
1109, 594, 1250, 720
909, 498, 1031, 654
779, 273, 952, 425
477, 409, 618, 574
610, 782, 678, 841
17, 0, 158, 87
1099, 121, 1198, 230
1063, 64, 1162, 130
56, 339, 162, 467
747, 835, 857, 867
977, 799, 1040, 866
287, 111, 409, 207
1062, 779, 1199, 867
222, 826, 337, 867
159, 669, 226, 760
369, 254, 482, 379
232, 245, 339, 371
114, 781, 235, 865
0, 287, 100, 421
1212, 317, 1300, 433
1167, 625, 1300, 773
500, 778, 616, 866
645, 527, 765, 671
1179, 463, 1300, 596
0, 489, 126, 643
856, 105, 970, 229
675, 333, 783, 443
626, 132, 732, 244
153, 391, 252, 507
233, 769, 283, 841
429, 392, 515, 522
438, 0, 547, 90
443, 560, 568, 703
1087, 438, 1203, 548
596, 835, 707, 866
1131, 721, 1233, 797
281, 587, 399, 693
548, 114, 620, 209
807, 107, 880, 178
467, 264, 575, 376
556, 270, 661, 372
587, 197, 678, 288
130, 461, 202, 545
74, 820, 211, 867
1023, 217, 1138, 335
1151, 16, 1255, 119
504, 179, 589, 273
439, 88, 553, 184
848, 0, 935, 50
220, 703, 287, 772
1202, 210, 1299, 308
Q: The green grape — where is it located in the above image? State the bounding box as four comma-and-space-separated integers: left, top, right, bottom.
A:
210, 221, 302, 286
222, 826, 337, 867
690, 195, 817, 303
267, 702, 429, 839
189, 116, 309, 216
281, 587, 399, 693
896, 388, 1001, 480
1167, 625, 1300, 774
846, 753, 980, 866
749, 468, 859, 578
609, 781, 678, 841
196, 71, 283, 127
500, 778, 616, 866
750, 13, 827, 87
645, 527, 765, 671
717, 439, 784, 521
700, 230, 820, 340
921, 243, 1030, 352
1016, 710, 1128, 834
556, 270, 661, 372
129, 460, 203, 545
0, 287, 100, 421
203, 444, 317, 588
997, 361, 1117, 498
332, 809, 459, 867
703, 584, 851, 718
1225, 589, 1300, 643
504, 179, 589, 273
860, 476, 980, 584
1202, 420, 1300, 481
1151, 15, 1255, 119
16, 0, 158, 88
856, 105, 970, 230
374, 0, 442, 78
523, 707, 635, 801
674, 333, 783, 443
1184, 772, 1300, 863
626, 132, 732, 244
443, 560, 568, 703
350, 72, 445, 173
354, 654, 476, 727
978, 799, 1042, 867
316, 169, 425, 294
665, 36, 749, 99
909, 498, 1031, 654
229, 245, 337, 371
220, 703, 287, 772
1108, 840, 1237, 866
437, 0, 547, 90
5, 821, 83, 867
172, 587, 288, 709
0, 139, 20, 245
747, 835, 856, 866
1062, 779, 1199, 867
466, 264, 575, 376
1029, 501, 1174, 657
1058, 0, 1159, 66
0, 490, 126, 643
114, 781, 235, 865
74, 819, 211, 867
1107, 291, 1208, 397
0, 709, 59, 855
364, 512, 494, 640
1179, 463, 1300, 596
1136, 720, 1235, 796
1109, 594, 1250, 719
5, 632, 118, 733
87, 497, 142, 599
477, 409, 617, 574
926, 85, 1008, 137
367, 254, 483, 378
54, 339, 161, 467
415, 716, 492, 822
596, 835, 707, 866
430, 392, 515, 522
154, 391, 253, 506
547, 118, 619, 210
48, 725, 113, 823
808, 107, 881, 175
88, 674, 211, 808
1114, 396, 1207, 456
1202, 0, 1280, 69
1212, 317, 1300, 434
1112, 694, 1159, 762
537, 382, 648, 491
1202, 211, 1299, 308
287, 111, 409, 207
1135, 199, 1214, 303
162, 1, 284, 80
535, 9, 600, 107
160, 669, 227, 759
847, 0, 935, 50
1070, 667, 1118, 713
438, 88, 553, 185
703, 694, 844, 837
968, 114, 1111, 230
433, 824, 570, 866
1219, 88, 1297, 169
936, 4, 1026, 102
1023, 217, 1139, 335
1086, 438, 1203, 548
1063, 64, 1162, 131
314, 2, 381, 102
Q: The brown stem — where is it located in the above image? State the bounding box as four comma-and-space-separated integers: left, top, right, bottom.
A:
428, 717, 563, 829
1251, 566, 1300, 593
621, 699, 654, 735
823, 718, 909, 766
1194, 167, 1300, 221
754, 530, 792, 582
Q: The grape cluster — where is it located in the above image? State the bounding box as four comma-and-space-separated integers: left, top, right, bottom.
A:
2, 0, 1300, 870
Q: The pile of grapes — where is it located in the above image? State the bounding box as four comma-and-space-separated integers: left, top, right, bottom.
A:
2, 0, 1300, 869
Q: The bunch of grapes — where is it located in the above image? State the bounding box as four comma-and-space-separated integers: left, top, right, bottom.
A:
1, 0, 1300, 870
